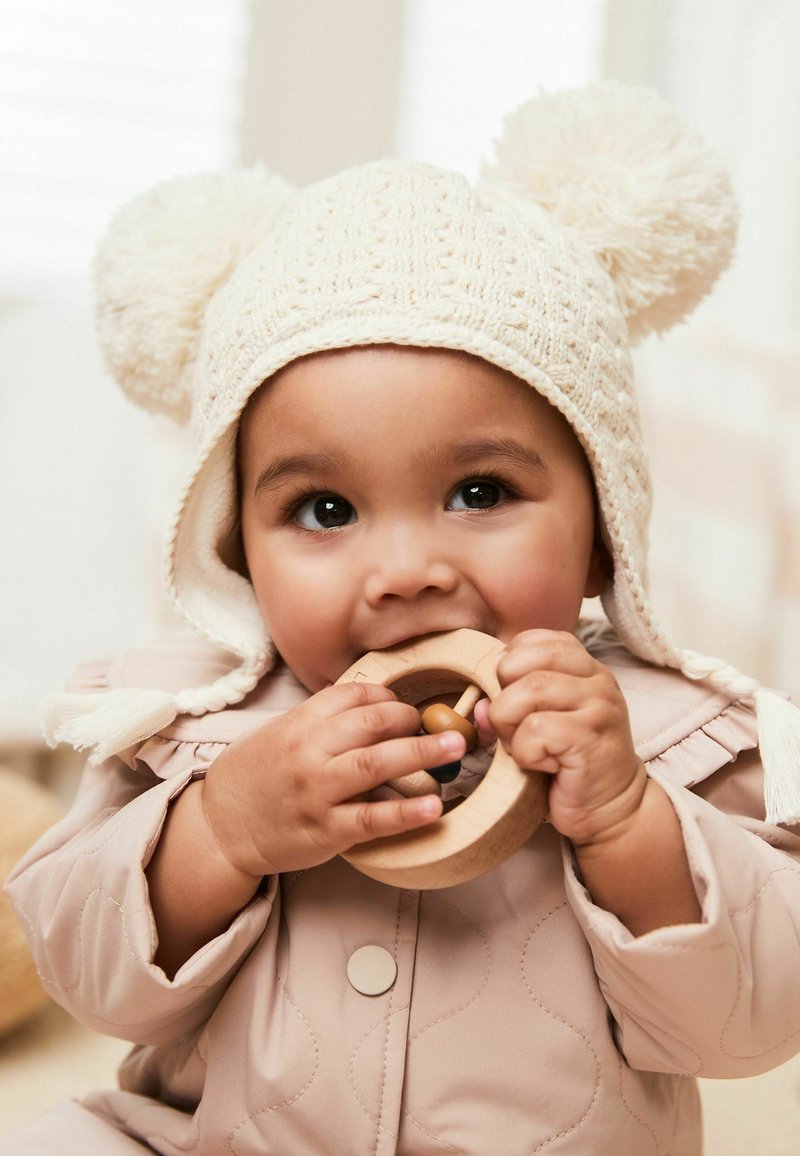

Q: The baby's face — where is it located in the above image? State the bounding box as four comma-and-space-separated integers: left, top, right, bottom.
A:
238, 346, 607, 691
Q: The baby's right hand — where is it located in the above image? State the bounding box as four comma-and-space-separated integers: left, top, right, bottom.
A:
200, 682, 465, 877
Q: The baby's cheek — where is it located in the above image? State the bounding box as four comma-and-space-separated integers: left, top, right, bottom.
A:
497, 538, 592, 633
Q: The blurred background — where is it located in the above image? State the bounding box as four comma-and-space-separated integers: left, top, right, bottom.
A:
1, 1, 799, 1149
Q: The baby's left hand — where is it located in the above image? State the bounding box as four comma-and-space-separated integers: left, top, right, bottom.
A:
483, 630, 646, 847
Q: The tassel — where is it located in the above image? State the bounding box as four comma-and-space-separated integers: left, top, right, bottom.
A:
41, 688, 180, 765
754, 689, 800, 825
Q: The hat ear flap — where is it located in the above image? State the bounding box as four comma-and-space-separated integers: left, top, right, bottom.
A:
94, 166, 293, 422
481, 82, 737, 342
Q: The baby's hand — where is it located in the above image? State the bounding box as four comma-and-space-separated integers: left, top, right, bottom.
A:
487, 630, 645, 847
200, 682, 463, 877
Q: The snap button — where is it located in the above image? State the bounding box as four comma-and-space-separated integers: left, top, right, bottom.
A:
346, 945, 397, 996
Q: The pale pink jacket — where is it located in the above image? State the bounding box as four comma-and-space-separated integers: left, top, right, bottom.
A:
5, 633, 800, 1155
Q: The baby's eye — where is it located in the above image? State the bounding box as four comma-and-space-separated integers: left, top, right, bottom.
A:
294, 493, 356, 530
446, 478, 507, 511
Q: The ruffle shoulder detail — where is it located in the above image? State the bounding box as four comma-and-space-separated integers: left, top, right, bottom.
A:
642, 697, 758, 789
131, 733, 230, 782
596, 640, 759, 789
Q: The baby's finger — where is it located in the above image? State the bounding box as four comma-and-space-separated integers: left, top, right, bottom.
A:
333, 793, 443, 848
489, 671, 589, 746
304, 680, 399, 722
497, 632, 596, 687
322, 697, 426, 758
473, 698, 495, 747
506, 710, 575, 774
329, 729, 466, 800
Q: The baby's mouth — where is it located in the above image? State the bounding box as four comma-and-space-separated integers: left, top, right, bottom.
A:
363, 625, 484, 655
370, 630, 447, 652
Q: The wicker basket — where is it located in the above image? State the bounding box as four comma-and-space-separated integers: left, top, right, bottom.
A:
0, 766, 63, 1036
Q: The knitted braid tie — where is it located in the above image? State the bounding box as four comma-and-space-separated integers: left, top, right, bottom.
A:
678, 650, 760, 697
40, 653, 270, 765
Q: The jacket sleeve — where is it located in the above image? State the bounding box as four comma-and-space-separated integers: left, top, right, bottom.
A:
563, 742, 800, 1079
5, 737, 276, 1047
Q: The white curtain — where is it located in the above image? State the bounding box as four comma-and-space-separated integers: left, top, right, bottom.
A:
615, 0, 800, 697
0, 0, 247, 741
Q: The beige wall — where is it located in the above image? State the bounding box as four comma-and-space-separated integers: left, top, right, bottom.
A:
240, 0, 407, 182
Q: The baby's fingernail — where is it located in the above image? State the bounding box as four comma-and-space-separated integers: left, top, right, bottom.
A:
438, 731, 464, 755
418, 796, 441, 818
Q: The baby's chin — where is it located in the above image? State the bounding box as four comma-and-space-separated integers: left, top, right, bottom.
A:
289, 661, 355, 694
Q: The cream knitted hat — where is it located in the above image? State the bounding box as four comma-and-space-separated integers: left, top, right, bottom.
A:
43, 83, 800, 823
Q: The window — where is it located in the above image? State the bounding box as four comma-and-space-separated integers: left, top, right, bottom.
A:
0, 0, 249, 293
397, 0, 605, 177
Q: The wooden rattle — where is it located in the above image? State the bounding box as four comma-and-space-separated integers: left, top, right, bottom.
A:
388, 682, 482, 796
335, 628, 549, 890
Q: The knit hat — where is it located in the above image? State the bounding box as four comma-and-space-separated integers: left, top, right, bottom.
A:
43, 83, 800, 824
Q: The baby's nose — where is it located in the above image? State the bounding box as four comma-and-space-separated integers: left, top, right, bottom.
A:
362, 529, 458, 605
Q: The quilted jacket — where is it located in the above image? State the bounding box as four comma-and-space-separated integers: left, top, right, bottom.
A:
5, 633, 800, 1154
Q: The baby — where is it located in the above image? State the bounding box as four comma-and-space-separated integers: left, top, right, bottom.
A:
5, 83, 800, 1155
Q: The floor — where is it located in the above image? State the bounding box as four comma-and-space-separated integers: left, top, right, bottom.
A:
1, 1002, 799, 1152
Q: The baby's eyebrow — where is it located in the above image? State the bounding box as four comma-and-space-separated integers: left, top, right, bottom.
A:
447, 438, 549, 476
253, 452, 343, 496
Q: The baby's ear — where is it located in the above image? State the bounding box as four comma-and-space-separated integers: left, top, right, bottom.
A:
584, 502, 614, 599
584, 537, 613, 600
94, 167, 293, 422
480, 83, 737, 343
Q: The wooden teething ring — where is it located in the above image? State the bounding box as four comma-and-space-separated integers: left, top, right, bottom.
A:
336, 629, 549, 890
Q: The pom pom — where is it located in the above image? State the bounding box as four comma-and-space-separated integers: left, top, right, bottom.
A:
481, 82, 737, 341
94, 167, 293, 422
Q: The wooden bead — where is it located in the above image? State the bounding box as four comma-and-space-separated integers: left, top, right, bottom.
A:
421, 703, 477, 751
